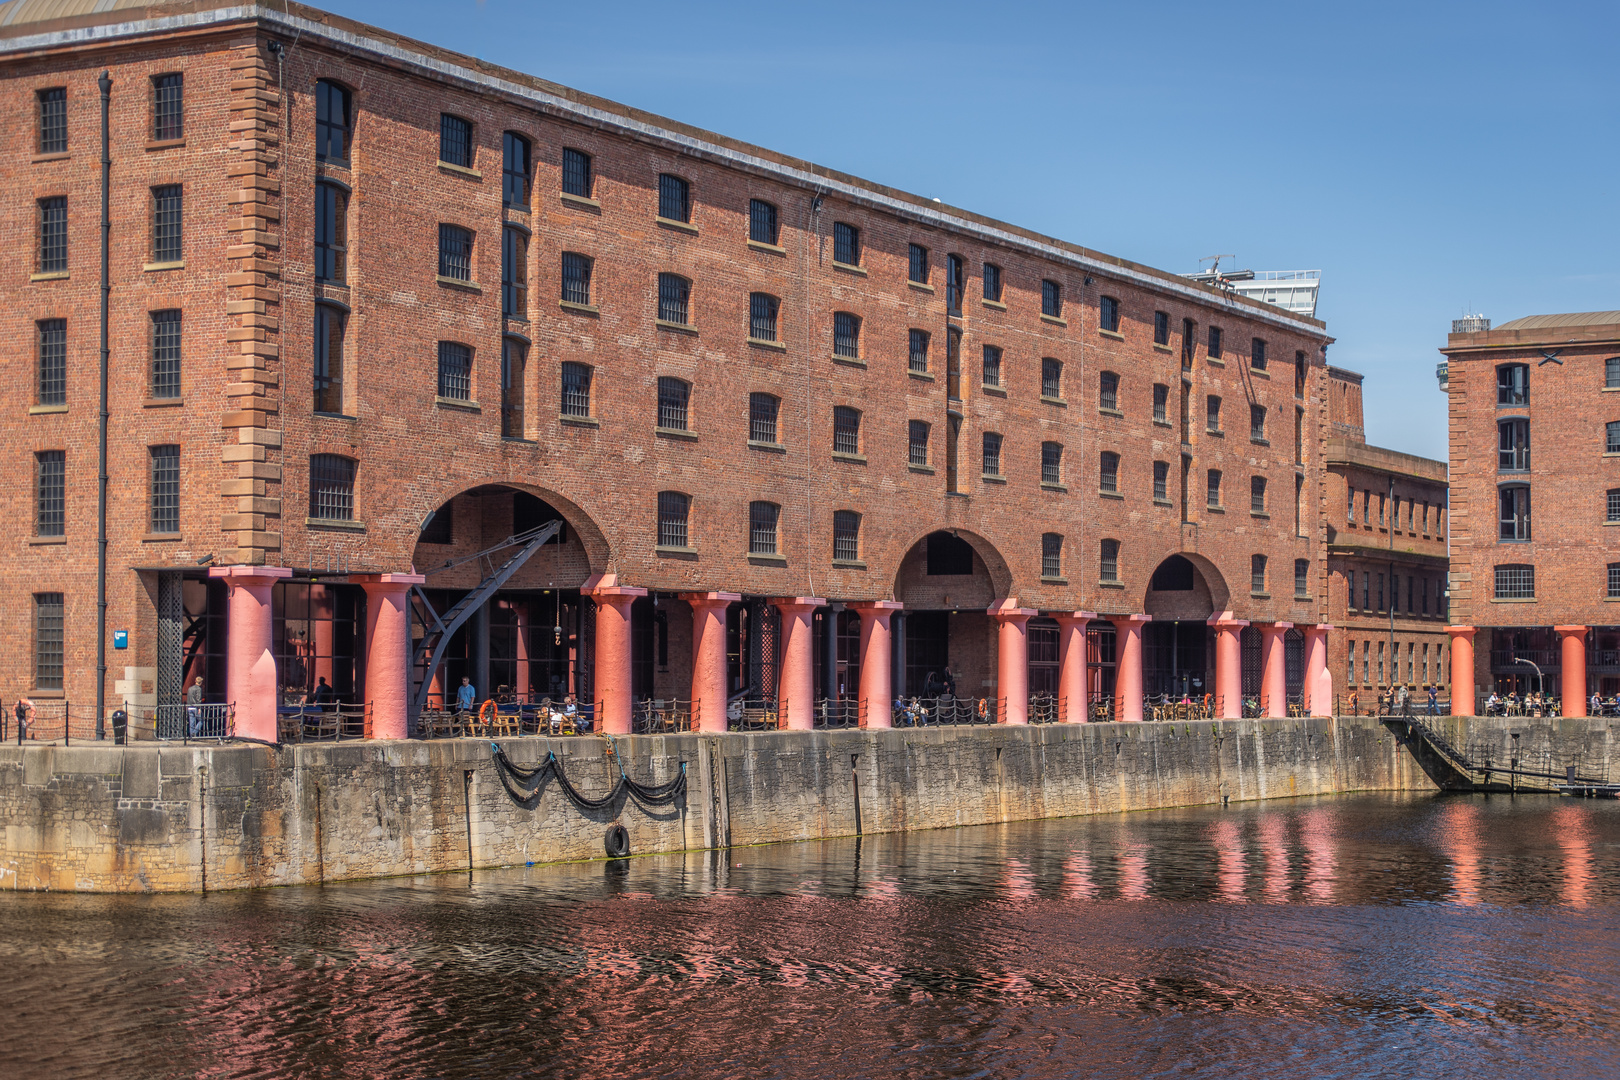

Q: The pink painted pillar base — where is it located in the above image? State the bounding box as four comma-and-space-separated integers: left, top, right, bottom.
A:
1208, 614, 1249, 720
850, 601, 902, 729
1258, 622, 1293, 718
209, 566, 292, 742
1303, 624, 1333, 717
586, 574, 648, 735
682, 591, 739, 733
1109, 614, 1152, 722
1557, 626, 1589, 718
1053, 612, 1096, 723
772, 597, 826, 731
1448, 627, 1476, 715
356, 572, 425, 739
989, 599, 1036, 724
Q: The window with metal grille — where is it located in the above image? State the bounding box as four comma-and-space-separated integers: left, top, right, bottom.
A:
438, 224, 473, 280
151, 185, 183, 263
1295, 350, 1307, 397
833, 510, 860, 562
657, 273, 690, 324
749, 393, 779, 444
152, 73, 183, 140
945, 255, 964, 315
1207, 470, 1222, 507
657, 491, 690, 548
1153, 461, 1168, 501
833, 222, 860, 265
1153, 383, 1168, 423
36, 451, 64, 536
1609, 421, 1620, 454
1251, 337, 1267, 370
1608, 358, 1620, 390
908, 329, 929, 374
749, 293, 779, 341
561, 361, 592, 416
749, 501, 779, 555
1042, 533, 1062, 578
562, 148, 592, 197
1295, 558, 1309, 596
1499, 485, 1530, 540
1609, 489, 1620, 523
908, 420, 929, 467
501, 227, 528, 317
1498, 418, 1529, 471
657, 377, 689, 431
982, 432, 1002, 476
437, 341, 471, 401
746, 198, 778, 245
39, 197, 66, 273
1100, 370, 1119, 411
1610, 564, 1620, 600
1042, 279, 1062, 318
315, 80, 351, 162
34, 593, 63, 691
983, 262, 1002, 302
1095, 449, 1114, 492
908, 243, 929, 284
149, 444, 180, 534
1494, 564, 1534, 599
1251, 555, 1267, 594
1041, 358, 1062, 399
439, 114, 473, 167
1100, 295, 1120, 332
314, 181, 347, 282
833, 406, 861, 456
1250, 403, 1266, 442
37, 319, 65, 406
1100, 539, 1120, 581
1153, 310, 1169, 345
657, 173, 690, 222
502, 131, 531, 207
38, 87, 66, 153
501, 339, 526, 438
1251, 475, 1267, 513
833, 312, 860, 358
1497, 364, 1528, 405
561, 252, 592, 305
1042, 441, 1065, 486
1208, 325, 1223, 358
310, 454, 356, 521
982, 345, 1002, 387
313, 305, 344, 413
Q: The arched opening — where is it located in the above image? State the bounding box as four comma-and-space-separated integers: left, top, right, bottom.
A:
887, 529, 1012, 701
1142, 554, 1220, 699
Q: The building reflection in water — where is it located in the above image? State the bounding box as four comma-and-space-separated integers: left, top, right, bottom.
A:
1063, 850, 1097, 901
1260, 814, 1291, 902
1210, 819, 1247, 903
1438, 800, 1483, 906
1300, 808, 1337, 905
1554, 806, 1592, 908
1119, 846, 1149, 901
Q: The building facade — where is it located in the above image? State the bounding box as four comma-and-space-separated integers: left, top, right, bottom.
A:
1442, 311, 1620, 715
0, 0, 1337, 740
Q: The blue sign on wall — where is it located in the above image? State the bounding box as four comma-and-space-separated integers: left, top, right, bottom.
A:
113, 630, 128, 649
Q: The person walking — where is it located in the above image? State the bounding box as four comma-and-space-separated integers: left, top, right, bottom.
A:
1427, 685, 1439, 716
13, 696, 30, 741
186, 676, 205, 737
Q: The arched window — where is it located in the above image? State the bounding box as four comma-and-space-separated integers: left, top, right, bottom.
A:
749, 292, 779, 342
749, 199, 778, 245
562, 148, 592, 198
1251, 475, 1267, 514
749, 393, 779, 444
749, 501, 780, 555
833, 406, 861, 456
309, 454, 356, 521
1044, 442, 1065, 486
908, 329, 929, 374
1100, 539, 1120, 582
560, 361, 592, 417
832, 510, 860, 562
657, 174, 690, 222
1041, 358, 1063, 400
1251, 554, 1268, 594
314, 181, 347, 283
1100, 370, 1119, 411
1497, 363, 1528, 405
833, 312, 861, 358
656, 376, 690, 431
656, 491, 690, 549
657, 273, 691, 325
1499, 485, 1531, 541
1100, 295, 1120, 332
314, 79, 351, 163
1097, 449, 1116, 492
502, 132, 531, 207
946, 254, 964, 315
439, 113, 473, 168
908, 420, 930, 467
1041, 533, 1063, 579
1498, 418, 1530, 471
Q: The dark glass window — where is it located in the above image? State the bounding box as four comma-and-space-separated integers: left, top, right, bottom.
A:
153, 74, 183, 140
314, 80, 351, 163
1295, 351, 1307, 398
657, 491, 690, 548
749, 393, 779, 444
1208, 325, 1223, 358
1100, 295, 1120, 332
909, 420, 930, 467
439, 114, 473, 167
1153, 460, 1168, 501
562, 148, 592, 198
310, 454, 356, 521
1497, 364, 1528, 405
832, 510, 860, 562
1100, 539, 1119, 581
909, 329, 929, 374
1608, 357, 1620, 390
561, 362, 592, 416
1610, 564, 1620, 600
749, 199, 778, 245
658, 273, 690, 324
1251, 337, 1267, 370
501, 227, 527, 318
1041, 358, 1062, 399
983, 262, 1002, 302
1044, 442, 1066, 486
1251, 475, 1267, 514
1499, 485, 1531, 541
1494, 564, 1533, 600
1096, 450, 1115, 492
1498, 419, 1530, 470
34, 593, 64, 691
502, 132, 531, 207
501, 339, 526, 439
39, 197, 67, 273
150, 444, 180, 534
1041, 279, 1062, 318
657, 376, 690, 431
151, 185, 183, 263
561, 252, 592, 306
1042, 533, 1062, 578
150, 309, 182, 399
833, 312, 860, 358
1153, 383, 1168, 423
313, 305, 344, 414
37, 319, 66, 406
1207, 469, 1222, 507
38, 87, 66, 153
1607, 489, 1620, 523
438, 224, 473, 280
1252, 555, 1268, 594
834, 222, 860, 265
1154, 310, 1169, 345
946, 255, 964, 316
982, 432, 1002, 476
314, 182, 347, 283
750, 501, 779, 555
1250, 403, 1266, 441
1609, 421, 1620, 455
749, 293, 779, 341
908, 243, 929, 284
36, 451, 64, 536
982, 345, 1002, 387
657, 173, 690, 222
1295, 559, 1310, 597
437, 341, 471, 401
1100, 370, 1119, 411
833, 406, 860, 456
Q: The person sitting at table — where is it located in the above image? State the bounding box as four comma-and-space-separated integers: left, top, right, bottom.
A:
565, 693, 587, 733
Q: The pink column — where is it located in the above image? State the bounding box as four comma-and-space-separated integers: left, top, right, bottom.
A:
1557, 626, 1589, 717
1053, 612, 1096, 723
1302, 624, 1333, 717
514, 600, 531, 699
1208, 614, 1249, 719
312, 587, 335, 692
1257, 622, 1293, 718
772, 597, 826, 731
1447, 626, 1476, 715
587, 575, 648, 735
682, 591, 739, 733
355, 573, 425, 739
989, 599, 1036, 724
209, 565, 292, 742
850, 601, 902, 729
1109, 614, 1151, 722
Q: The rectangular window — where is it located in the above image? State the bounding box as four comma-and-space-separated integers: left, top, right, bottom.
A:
833, 407, 861, 456
1100, 539, 1120, 582
909, 329, 929, 374
1153, 460, 1168, 501
1100, 371, 1119, 411
749, 199, 779, 245
749, 501, 779, 555
1499, 486, 1531, 541
149, 309, 183, 400
1250, 404, 1267, 442
1207, 469, 1221, 507
982, 345, 1002, 387
1363, 490, 1371, 525
313, 305, 344, 414
1251, 475, 1267, 514
39, 197, 67, 273
909, 243, 929, 284
315, 80, 351, 162
1044, 442, 1065, 486
1251, 554, 1267, 594
438, 224, 473, 281
657, 377, 689, 431
562, 148, 592, 198
658, 273, 691, 325
749, 393, 779, 444
1182, 317, 1196, 368
1422, 578, 1430, 615
151, 185, 183, 263
1251, 338, 1267, 370
1207, 395, 1221, 433
149, 444, 180, 534
657, 491, 690, 549
36, 451, 64, 537
909, 420, 930, 466
657, 173, 690, 222
1362, 641, 1370, 685
1608, 357, 1620, 390
309, 454, 356, 521
833, 510, 860, 562
439, 113, 473, 167
1153, 384, 1168, 424
37, 319, 66, 406
1208, 326, 1223, 359
501, 227, 528, 318
1096, 450, 1115, 492
833, 312, 861, 358
833, 222, 861, 266
1608, 421, 1620, 454
561, 252, 592, 306
1295, 558, 1309, 597
748, 292, 780, 342
437, 341, 471, 401
1497, 364, 1529, 405
1099, 296, 1120, 332
1348, 486, 1356, 525
1154, 310, 1169, 345
1610, 563, 1620, 600
153, 73, 183, 140
1377, 573, 1385, 612
983, 262, 1002, 302
1042, 358, 1062, 399
982, 432, 1002, 476
501, 339, 526, 439
1495, 564, 1534, 599
1363, 571, 1371, 610
38, 87, 66, 153
1042, 533, 1062, 579
314, 182, 347, 283
946, 255, 964, 316
561, 362, 592, 417
1377, 642, 1384, 685
1608, 489, 1620, 523
502, 132, 531, 208
34, 593, 64, 691
1041, 279, 1062, 318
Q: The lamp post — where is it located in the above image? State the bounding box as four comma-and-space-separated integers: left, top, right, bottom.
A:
1513, 656, 1543, 700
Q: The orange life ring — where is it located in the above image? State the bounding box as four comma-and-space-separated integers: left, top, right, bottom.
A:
478, 698, 496, 728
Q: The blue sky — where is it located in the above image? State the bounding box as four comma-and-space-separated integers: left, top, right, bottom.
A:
318, 0, 1618, 461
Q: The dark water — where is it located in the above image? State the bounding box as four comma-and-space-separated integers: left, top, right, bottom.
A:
3, 793, 1619, 1079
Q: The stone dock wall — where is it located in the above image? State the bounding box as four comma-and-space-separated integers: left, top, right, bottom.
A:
0, 714, 1607, 893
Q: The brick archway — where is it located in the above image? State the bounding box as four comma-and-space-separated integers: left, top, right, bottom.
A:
409, 480, 611, 581
891, 528, 1014, 607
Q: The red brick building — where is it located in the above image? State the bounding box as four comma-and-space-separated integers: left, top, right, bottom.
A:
0, 0, 1338, 740
1442, 311, 1620, 715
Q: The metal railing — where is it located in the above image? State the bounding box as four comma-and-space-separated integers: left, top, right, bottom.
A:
632, 698, 695, 734
1143, 694, 1220, 722
418, 698, 600, 739
815, 698, 863, 729
1475, 693, 1561, 718
3, 701, 240, 744
892, 696, 990, 726
276, 702, 371, 742
1029, 692, 1059, 724
726, 697, 779, 732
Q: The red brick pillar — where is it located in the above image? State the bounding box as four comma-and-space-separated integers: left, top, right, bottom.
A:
771, 597, 826, 730
1053, 612, 1095, 723
1258, 622, 1293, 718
1447, 626, 1476, 715
989, 600, 1036, 724
1109, 614, 1151, 722
1208, 615, 1249, 719
209, 565, 291, 742
587, 576, 647, 735
1557, 626, 1589, 717
355, 572, 425, 739
850, 601, 902, 729
1303, 624, 1333, 717
682, 591, 739, 733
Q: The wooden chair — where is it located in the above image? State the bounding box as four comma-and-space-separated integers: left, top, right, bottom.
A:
304, 709, 340, 740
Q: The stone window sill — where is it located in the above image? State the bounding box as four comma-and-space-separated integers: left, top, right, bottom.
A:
29, 536, 66, 545
831, 355, 866, 368
504, 322, 531, 341
143, 260, 185, 272
503, 436, 536, 444
27, 689, 65, 699
1208, 357, 1226, 367
503, 210, 532, 230
654, 426, 697, 441
1099, 579, 1124, 589
909, 464, 935, 474
1207, 504, 1225, 513
438, 161, 482, 179
31, 151, 70, 163
747, 553, 788, 565
909, 369, 934, 381
982, 384, 1006, 397
832, 260, 867, 276
1099, 328, 1124, 341
1207, 429, 1223, 437
306, 517, 366, 531
1042, 395, 1067, 407
1099, 408, 1123, 418
747, 239, 785, 255
655, 545, 697, 556
144, 398, 184, 409
656, 216, 698, 235
560, 414, 599, 427
560, 192, 601, 210
1251, 437, 1270, 447
1295, 594, 1313, 602
436, 275, 481, 293
1041, 314, 1067, 327
832, 452, 867, 464
1099, 489, 1122, 499
142, 533, 183, 543
982, 298, 1007, 311
748, 336, 785, 351
1251, 592, 1271, 600
1153, 498, 1173, 507
657, 319, 697, 335
908, 280, 935, 293
1041, 576, 1068, 585
748, 440, 785, 453
1153, 343, 1173, 353
28, 403, 68, 415
831, 559, 867, 570
315, 410, 357, 421
1152, 419, 1172, 428
560, 300, 599, 316
1252, 511, 1271, 519
1490, 596, 1537, 603
1043, 482, 1069, 493
436, 396, 480, 411
30, 271, 69, 282
1250, 367, 1271, 379
981, 473, 1006, 484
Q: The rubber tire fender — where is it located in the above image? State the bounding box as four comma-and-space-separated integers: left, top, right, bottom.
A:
605, 823, 630, 858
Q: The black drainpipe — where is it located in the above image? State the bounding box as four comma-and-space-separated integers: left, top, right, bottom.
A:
96, 70, 112, 733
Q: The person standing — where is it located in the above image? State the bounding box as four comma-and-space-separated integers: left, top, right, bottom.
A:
1427, 685, 1439, 716
456, 676, 476, 715
186, 676, 205, 737
940, 665, 957, 700
13, 696, 30, 741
